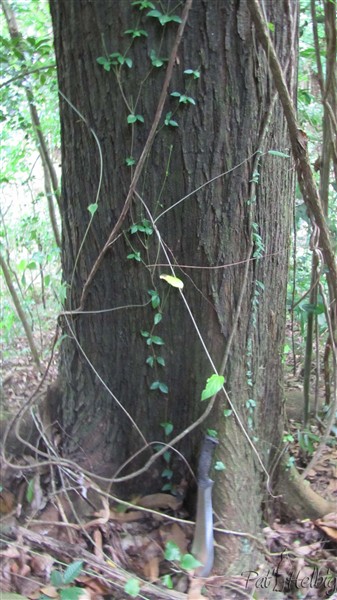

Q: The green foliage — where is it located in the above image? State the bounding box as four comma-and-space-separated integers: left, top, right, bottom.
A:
159, 274, 184, 288
164, 541, 203, 571
184, 68, 200, 79
284, 0, 336, 379
130, 219, 153, 235
26, 478, 35, 503
43, 561, 84, 600
164, 540, 181, 561
147, 9, 182, 26
124, 28, 148, 38
124, 578, 140, 597
164, 111, 179, 127
127, 113, 144, 124
87, 203, 98, 216
267, 149, 290, 158
160, 421, 173, 436
201, 374, 225, 401
170, 91, 196, 105
97, 53, 133, 70
150, 49, 167, 68
161, 574, 173, 589
148, 289, 160, 308
127, 251, 141, 261
214, 460, 226, 471
132, 0, 155, 10
141, 331, 164, 345
150, 380, 168, 393
0, 0, 62, 358
297, 428, 320, 455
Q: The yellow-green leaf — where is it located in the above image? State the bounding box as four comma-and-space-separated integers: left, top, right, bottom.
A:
201, 374, 225, 401
160, 274, 184, 289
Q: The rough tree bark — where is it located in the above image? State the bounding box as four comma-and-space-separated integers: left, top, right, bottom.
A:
49, 0, 297, 573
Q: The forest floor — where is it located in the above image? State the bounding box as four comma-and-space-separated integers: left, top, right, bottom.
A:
0, 341, 336, 600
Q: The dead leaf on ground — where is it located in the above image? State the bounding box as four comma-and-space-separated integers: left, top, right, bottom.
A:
109, 509, 143, 522
0, 489, 16, 514
38, 586, 59, 599
143, 556, 160, 581
188, 577, 204, 599
314, 512, 337, 541
92, 528, 103, 561
135, 493, 182, 511
76, 575, 110, 595
160, 522, 189, 553
30, 553, 54, 578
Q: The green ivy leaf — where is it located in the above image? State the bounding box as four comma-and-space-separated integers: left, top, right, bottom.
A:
163, 450, 171, 462
164, 540, 181, 561
169, 15, 182, 23
63, 561, 83, 585
150, 49, 166, 67
164, 112, 179, 127
154, 312, 162, 325
127, 114, 144, 124
156, 356, 165, 366
162, 481, 173, 491
180, 553, 203, 571
124, 578, 140, 597
146, 356, 154, 367
96, 56, 111, 71
184, 68, 200, 79
26, 478, 34, 504
87, 203, 98, 216
51, 570, 64, 587
223, 409, 232, 417
214, 461, 226, 471
268, 150, 290, 158
150, 381, 168, 393
124, 29, 148, 38
127, 252, 141, 261
161, 574, 173, 589
132, 0, 155, 9
60, 588, 84, 600
160, 421, 173, 436
207, 429, 218, 438
201, 374, 225, 401
151, 335, 164, 345
147, 9, 162, 18
148, 289, 160, 308
162, 467, 173, 479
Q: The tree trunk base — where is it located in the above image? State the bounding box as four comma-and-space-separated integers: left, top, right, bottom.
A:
274, 454, 335, 520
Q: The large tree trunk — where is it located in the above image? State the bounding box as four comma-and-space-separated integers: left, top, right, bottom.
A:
50, 0, 297, 573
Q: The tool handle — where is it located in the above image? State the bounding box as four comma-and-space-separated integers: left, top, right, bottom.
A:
198, 435, 218, 483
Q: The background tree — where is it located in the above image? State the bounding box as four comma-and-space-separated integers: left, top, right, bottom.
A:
0, 0, 61, 365
48, 0, 298, 573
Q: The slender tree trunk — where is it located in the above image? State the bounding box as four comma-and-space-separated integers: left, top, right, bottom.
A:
1, 0, 62, 218
50, 0, 297, 573
0, 252, 41, 369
